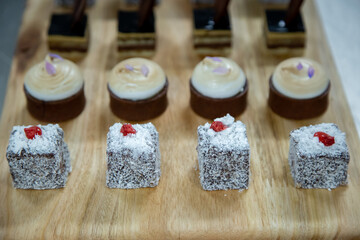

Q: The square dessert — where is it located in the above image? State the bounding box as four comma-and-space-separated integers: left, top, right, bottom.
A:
6, 124, 71, 190
47, 13, 89, 58
117, 0, 157, 56
197, 114, 250, 190
288, 123, 350, 189
264, 9, 306, 48
192, 1, 231, 56
117, 10, 155, 49
106, 123, 161, 189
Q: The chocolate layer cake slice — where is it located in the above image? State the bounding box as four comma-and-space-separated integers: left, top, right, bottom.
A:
48, 13, 89, 58
193, 0, 231, 56
117, 0, 157, 57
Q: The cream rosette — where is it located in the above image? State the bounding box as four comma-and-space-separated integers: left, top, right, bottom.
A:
272, 57, 329, 99
191, 57, 246, 99
108, 58, 166, 101
24, 54, 83, 101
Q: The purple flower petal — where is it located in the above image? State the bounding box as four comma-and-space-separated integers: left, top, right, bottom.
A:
125, 64, 134, 71
45, 61, 56, 75
308, 66, 315, 78
296, 62, 303, 70
141, 64, 149, 77
207, 56, 222, 62
49, 53, 63, 61
212, 66, 229, 74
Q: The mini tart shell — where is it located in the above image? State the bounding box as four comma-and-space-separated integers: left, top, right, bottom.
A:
24, 84, 86, 122
268, 75, 330, 119
190, 79, 248, 119
108, 79, 168, 121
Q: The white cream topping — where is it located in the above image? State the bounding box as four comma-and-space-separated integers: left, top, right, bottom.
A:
24, 54, 83, 101
191, 57, 246, 99
108, 58, 166, 101
290, 123, 348, 158
273, 57, 329, 99
7, 124, 63, 155
200, 114, 249, 150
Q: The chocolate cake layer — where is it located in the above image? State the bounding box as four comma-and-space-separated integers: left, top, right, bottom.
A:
190, 79, 248, 119
24, 85, 86, 122
108, 79, 168, 121
268, 76, 330, 119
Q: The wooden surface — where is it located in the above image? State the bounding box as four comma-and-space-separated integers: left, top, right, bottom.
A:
1, 0, 360, 239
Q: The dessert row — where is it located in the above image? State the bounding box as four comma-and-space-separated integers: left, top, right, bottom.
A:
6, 114, 349, 190
49, 0, 232, 58
24, 54, 330, 122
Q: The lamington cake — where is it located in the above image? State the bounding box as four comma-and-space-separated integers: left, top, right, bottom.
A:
288, 123, 350, 189
106, 122, 161, 189
196, 114, 250, 190
6, 124, 71, 190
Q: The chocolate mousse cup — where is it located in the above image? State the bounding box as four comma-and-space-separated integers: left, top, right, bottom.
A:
24, 85, 86, 122
108, 80, 168, 121
268, 76, 330, 119
190, 79, 248, 119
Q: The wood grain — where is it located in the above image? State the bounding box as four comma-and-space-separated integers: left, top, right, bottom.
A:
1, 0, 360, 239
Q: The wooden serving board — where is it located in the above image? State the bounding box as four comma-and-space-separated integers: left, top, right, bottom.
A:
1, 0, 360, 239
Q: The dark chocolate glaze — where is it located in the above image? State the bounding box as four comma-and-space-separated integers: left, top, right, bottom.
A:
24, 84, 86, 122
48, 14, 87, 37
193, 8, 231, 31
190, 79, 248, 119
265, 9, 305, 33
118, 10, 155, 33
268, 76, 330, 119
108, 79, 168, 121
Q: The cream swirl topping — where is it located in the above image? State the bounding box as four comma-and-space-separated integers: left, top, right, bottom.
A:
273, 57, 329, 99
108, 58, 166, 101
191, 57, 246, 99
24, 54, 83, 101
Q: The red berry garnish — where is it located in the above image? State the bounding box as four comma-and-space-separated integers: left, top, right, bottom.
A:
24, 126, 42, 140
210, 121, 227, 132
120, 124, 137, 136
314, 131, 335, 146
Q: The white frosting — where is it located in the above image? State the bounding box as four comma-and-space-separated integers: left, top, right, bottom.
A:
107, 122, 158, 158
108, 58, 166, 101
200, 114, 249, 150
7, 124, 63, 155
290, 123, 348, 158
273, 57, 329, 99
191, 57, 246, 99
24, 54, 83, 101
